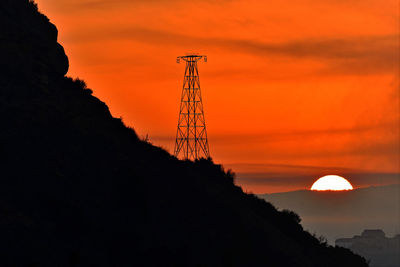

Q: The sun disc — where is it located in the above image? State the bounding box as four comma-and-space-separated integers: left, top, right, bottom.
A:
311, 175, 353, 191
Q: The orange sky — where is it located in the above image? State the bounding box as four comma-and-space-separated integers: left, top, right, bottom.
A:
35, 0, 399, 193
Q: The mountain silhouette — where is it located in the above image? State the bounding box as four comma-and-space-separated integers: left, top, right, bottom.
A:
260, 184, 400, 244
0, 1, 368, 266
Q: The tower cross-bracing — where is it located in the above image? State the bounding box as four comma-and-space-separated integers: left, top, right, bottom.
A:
174, 54, 210, 160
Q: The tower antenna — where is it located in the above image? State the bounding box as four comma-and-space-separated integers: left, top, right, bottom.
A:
174, 54, 210, 160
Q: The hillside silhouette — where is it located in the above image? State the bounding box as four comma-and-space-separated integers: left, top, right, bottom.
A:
0, 1, 368, 266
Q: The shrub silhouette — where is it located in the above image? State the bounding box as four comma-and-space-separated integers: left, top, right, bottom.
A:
282, 209, 302, 224
28, 0, 38, 11
0, 1, 368, 266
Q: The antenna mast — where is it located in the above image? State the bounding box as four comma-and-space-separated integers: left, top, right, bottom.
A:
174, 54, 210, 160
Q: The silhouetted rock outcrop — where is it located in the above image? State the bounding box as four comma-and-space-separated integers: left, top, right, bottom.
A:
336, 230, 400, 267
0, 1, 369, 266
0, 0, 68, 82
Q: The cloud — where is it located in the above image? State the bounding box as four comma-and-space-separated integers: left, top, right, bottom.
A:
235, 168, 400, 188
65, 26, 399, 75
38, 0, 231, 12
72, 0, 182, 9
226, 163, 358, 186
153, 120, 399, 145
224, 162, 400, 192
151, 121, 399, 174
209, 121, 397, 141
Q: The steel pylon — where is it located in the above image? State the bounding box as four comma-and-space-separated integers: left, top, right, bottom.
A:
174, 54, 210, 160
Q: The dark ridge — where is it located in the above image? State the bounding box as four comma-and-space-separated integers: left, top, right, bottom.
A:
0, 1, 368, 266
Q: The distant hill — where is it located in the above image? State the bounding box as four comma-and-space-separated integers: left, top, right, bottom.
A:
0, 1, 368, 266
259, 184, 400, 244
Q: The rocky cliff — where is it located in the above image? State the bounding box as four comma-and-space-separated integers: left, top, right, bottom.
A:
0, 0, 68, 83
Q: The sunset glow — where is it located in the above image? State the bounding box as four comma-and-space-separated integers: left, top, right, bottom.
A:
311, 175, 354, 191
34, 0, 400, 193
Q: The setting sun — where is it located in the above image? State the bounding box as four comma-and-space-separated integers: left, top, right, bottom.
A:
311, 175, 353, 191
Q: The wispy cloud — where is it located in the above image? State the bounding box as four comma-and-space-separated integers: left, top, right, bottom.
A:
66, 26, 399, 75
231, 162, 400, 184
153, 120, 398, 145
39, 0, 231, 12
236, 171, 400, 187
